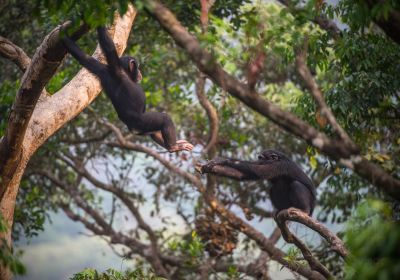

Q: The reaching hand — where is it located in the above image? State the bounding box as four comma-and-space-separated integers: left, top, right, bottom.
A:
199, 157, 227, 173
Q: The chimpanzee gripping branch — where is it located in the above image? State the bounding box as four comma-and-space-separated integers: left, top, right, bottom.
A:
143, 0, 400, 201
105, 122, 326, 280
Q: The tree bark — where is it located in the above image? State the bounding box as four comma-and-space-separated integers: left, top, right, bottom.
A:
0, 7, 136, 279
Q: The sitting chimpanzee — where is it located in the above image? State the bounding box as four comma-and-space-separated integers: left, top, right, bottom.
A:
61, 26, 193, 153
198, 150, 316, 215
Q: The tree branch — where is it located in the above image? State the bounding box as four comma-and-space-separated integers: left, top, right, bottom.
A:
34, 168, 170, 278
0, 22, 89, 199
103, 121, 205, 191
0, 36, 31, 72
276, 208, 348, 258
58, 153, 163, 263
103, 119, 323, 278
144, 0, 400, 200
275, 214, 332, 278
295, 39, 354, 147
196, 73, 219, 155
205, 196, 325, 279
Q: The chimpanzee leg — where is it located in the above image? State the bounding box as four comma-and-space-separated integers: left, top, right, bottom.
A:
288, 181, 315, 215
137, 112, 177, 150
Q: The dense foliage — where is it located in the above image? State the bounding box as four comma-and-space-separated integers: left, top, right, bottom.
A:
0, 0, 399, 279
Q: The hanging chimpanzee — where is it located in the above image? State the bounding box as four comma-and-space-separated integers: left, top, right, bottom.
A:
198, 150, 316, 215
61, 26, 193, 153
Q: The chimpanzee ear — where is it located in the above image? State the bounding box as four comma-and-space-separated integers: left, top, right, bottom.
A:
129, 60, 135, 73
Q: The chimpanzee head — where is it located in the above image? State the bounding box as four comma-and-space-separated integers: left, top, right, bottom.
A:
258, 150, 289, 162
120, 56, 142, 83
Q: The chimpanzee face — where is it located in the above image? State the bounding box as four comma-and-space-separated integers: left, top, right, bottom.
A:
258, 150, 287, 162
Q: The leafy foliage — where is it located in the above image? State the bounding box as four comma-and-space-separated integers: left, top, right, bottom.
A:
70, 268, 165, 280
1, 0, 400, 278
0, 215, 26, 275
345, 200, 400, 279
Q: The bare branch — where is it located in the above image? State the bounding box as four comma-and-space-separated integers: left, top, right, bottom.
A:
196, 73, 219, 155
269, 226, 281, 244
102, 119, 324, 278
144, 0, 400, 200
246, 51, 266, 90
0, 36, 31, 72
58, 153, 161, 254
103, 121, 205, 191
275, 215, 332, 278
197, 0, 219, 155
35, 168, 170, 278
276, 208, 348, 258
205, 196, 325, 279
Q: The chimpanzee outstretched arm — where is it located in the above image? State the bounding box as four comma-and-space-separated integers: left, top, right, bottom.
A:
62, 34, 105, 75
97, 27, 121, 73
201, 158, 290, 180
201, 158, 261, 180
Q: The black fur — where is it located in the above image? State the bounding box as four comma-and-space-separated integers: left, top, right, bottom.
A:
201, 150, 317, 215
61, 27, 178, 150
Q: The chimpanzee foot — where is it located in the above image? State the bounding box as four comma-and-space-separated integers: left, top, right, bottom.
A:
168, 140, 194, 153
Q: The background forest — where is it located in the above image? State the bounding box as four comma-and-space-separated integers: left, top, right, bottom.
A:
0, 0, 399, 279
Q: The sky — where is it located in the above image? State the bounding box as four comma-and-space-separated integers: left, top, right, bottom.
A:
15, 211, 134, 280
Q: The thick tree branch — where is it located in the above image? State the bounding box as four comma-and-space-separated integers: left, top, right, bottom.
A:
0, 9, 136, 280
144, 0, 400, 200
0, 22, 89, 199
0, 36, 31, 72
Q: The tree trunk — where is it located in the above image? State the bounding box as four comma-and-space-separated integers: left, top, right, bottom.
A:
0, 7, 136, 279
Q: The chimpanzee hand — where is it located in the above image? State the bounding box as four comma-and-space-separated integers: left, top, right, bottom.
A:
200, 157, 228, 174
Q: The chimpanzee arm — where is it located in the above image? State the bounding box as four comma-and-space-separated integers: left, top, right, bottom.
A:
62, 34, 105, 75
97, 27, 121, 72
202, 164, 250, 180
201, 158, 261, 180
201, 158, 290, 180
